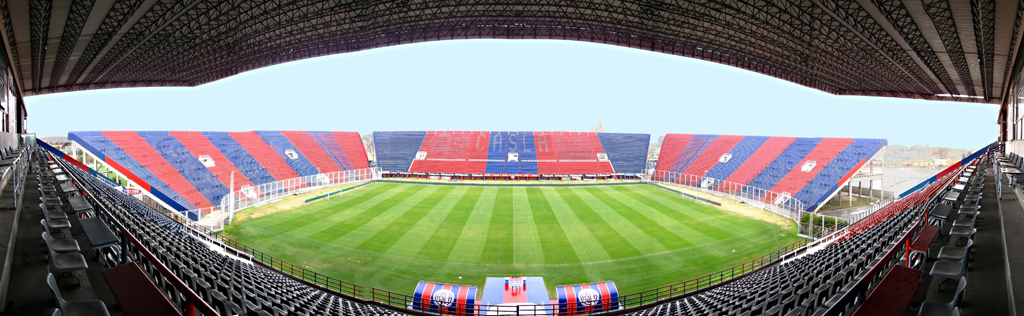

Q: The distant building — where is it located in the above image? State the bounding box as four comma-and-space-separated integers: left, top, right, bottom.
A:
591, 117, 607, 133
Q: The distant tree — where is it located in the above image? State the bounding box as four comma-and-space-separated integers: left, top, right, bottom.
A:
361, 134, 374, 154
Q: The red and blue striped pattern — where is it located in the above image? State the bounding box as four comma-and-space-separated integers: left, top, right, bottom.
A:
412, 281, 477, 315
656, 134, 887, 211
375, 131, 650, 175
556, 281, 620, 315
69, 131, 368, 213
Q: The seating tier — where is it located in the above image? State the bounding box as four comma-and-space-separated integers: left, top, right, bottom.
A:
141, 133, 230, 207
768, 138, 854, 197
71, 131, 369, 211
171, 132, 257, 193
704, 136, 767, 182
376, 131, 645, 175
597, 133, 650, 174
724, 137, 796, 185
256, 131, 319, 177
657, 134, 885, 211
282, 131, 343, 174
747, 138, 822, 195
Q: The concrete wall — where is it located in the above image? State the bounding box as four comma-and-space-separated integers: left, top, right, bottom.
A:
1007, 140, 1024, 158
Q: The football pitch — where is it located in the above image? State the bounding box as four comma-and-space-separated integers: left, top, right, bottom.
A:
221, 181, 802, 296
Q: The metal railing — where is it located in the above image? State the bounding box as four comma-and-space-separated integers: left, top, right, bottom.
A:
53, 149, 220, 316
214, 235, 365, 298
217, 168, 377, 220
212, 232, 808, 315
124, 187, 218, 234
819, 161, 977, 315
650, 170, 805, 221
797, 197, 893, 239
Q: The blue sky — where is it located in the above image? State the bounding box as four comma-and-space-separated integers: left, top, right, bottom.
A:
26, 39, 997, 149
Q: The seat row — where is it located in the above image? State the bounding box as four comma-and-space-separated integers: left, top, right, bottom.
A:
910, 158, 989, 315
630, 158, 973, 316
35, 151, 111, 316
51, 151, 399, 316
631, 192, 927, 316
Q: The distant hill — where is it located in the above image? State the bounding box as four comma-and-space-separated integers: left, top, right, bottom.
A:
39, 136, 68, 145
884, 145, 974, 160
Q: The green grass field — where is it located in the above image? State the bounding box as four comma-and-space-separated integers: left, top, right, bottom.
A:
221, 182, 801, 297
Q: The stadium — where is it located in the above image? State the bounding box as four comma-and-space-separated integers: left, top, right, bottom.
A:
0, 1, 1017, 316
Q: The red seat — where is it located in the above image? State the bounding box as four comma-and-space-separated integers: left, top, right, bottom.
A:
105, 132, 212, 208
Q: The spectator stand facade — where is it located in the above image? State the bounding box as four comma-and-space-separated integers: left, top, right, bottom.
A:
40, 137, 993, 316
65, 131, 372, 229
653, 134, 886, 213
373, 131, 650, 180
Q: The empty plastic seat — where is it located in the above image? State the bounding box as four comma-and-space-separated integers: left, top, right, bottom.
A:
41, 230, 80, 253
46, 274, 110, 316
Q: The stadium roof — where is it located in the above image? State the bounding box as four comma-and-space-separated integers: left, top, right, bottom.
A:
2, 0, 1020, 103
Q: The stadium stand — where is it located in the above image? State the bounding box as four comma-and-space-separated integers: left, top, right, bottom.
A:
373, 131, 427, 172
282, 131, 344, 174
47, 149, 401, 316
487, 131, 538, 175
332, 131, 372, 170
597, 133, 651, 174
171, 131, 258, 192
657, 134, 886, 212
231, 131, 303, 181
410, 131, 490, 174
377, 131, 647, 176
311, 132, 355, 170
668, 135, 716, 173
723, 137, 796, 185
767, 138, 854, 199
204, 132, 279, 187
141, 132, 231, 208
793, 139, 886, 209
681, 135, 743, 177
311, 131, 370, 171
70, 131, 371, 212
704, 136, 769, 181
535, 132, 613, 175
70, 132, 198, 209
654, 134, 693, 177
630, 159, 974, 316
256, 131, 320, 177
747, 138, 822, 192
104, 131, 215, 209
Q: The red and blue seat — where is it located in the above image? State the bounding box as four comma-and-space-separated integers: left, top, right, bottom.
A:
373, 131, 650, 176
69, 131, 369, 211
656, 134, 886, 211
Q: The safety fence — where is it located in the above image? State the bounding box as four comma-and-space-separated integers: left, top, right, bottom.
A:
217, 168, 377, 220
58, 145, 987, 316
818, 152, 988, 315
796, 198, 893, 239
680, 191, 723, 206
650, 170, 804, 221
211, 232, 808, 315
50, 148, 219, 316
214, 235, 364, 298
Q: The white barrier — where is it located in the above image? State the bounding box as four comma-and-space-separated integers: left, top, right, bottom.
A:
650, 170, 805, 221
217, 168, 378, 222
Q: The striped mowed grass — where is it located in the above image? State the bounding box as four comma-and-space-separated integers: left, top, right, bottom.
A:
222, 182, 802, 297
